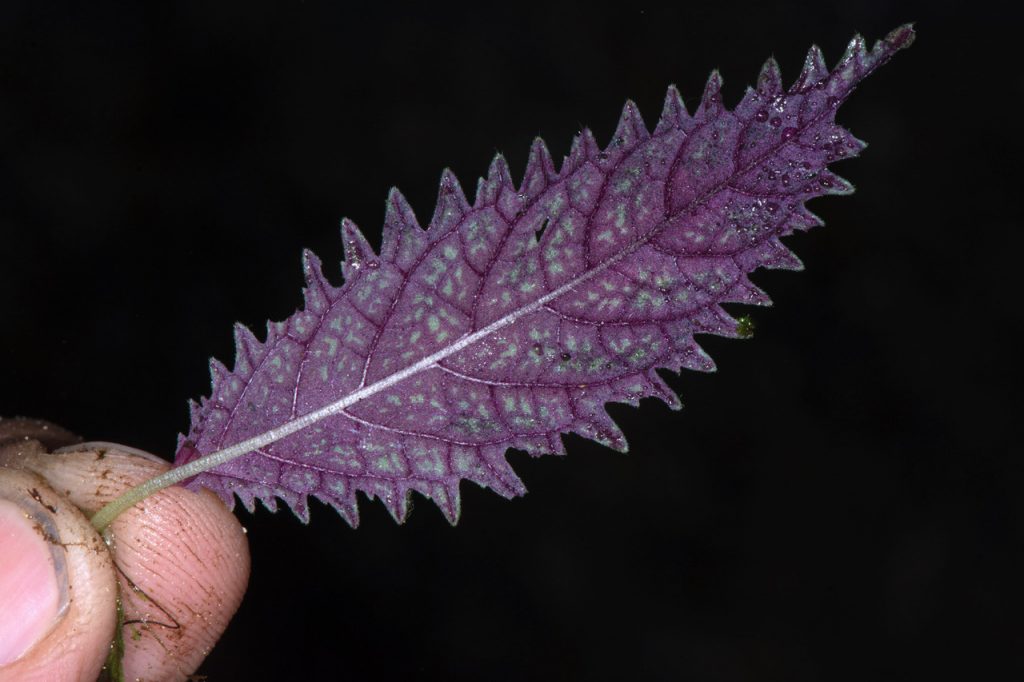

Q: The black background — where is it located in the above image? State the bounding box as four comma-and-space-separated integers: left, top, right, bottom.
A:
1, 1, 1021, 680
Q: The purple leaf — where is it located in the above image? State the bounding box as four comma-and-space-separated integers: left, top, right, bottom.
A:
174, 27, 913, 525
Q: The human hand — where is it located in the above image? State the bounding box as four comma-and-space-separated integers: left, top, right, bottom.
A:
0, 418, 250, 682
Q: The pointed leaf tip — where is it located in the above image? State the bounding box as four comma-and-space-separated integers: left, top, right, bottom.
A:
580, 128, 601, 161
701, 70, 723, 109
795, 44, 828, 90
847, 33, 867, 57
614, 99, 650, 145
885, 23, 915, 50
301, 248, 325, 286
757, 57, 783, 95
430, 168, 470, 231
438, 168, 469, 204
233, 322, 261, 362
521, 137, 556, 197
655, 84, 687, 133
340, 218, 377, 278
385, 186, 419, 229
478, 153, 514, 209
301, 247, 320, 272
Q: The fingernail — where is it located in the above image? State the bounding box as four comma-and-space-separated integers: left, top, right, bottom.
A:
55, 441, 167, 464
0, 496, 69, 666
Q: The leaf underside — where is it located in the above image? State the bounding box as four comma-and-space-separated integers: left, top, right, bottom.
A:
175, 27, 913, 525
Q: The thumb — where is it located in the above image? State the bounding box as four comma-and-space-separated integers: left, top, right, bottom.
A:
0, 459, 117, 682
